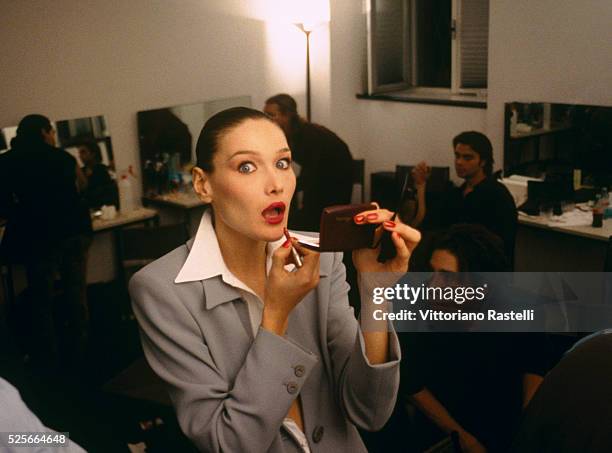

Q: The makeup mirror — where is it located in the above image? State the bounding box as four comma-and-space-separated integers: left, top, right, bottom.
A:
137, 95, 252, 196
1, 115, 115, 172
504, 102, 612, 188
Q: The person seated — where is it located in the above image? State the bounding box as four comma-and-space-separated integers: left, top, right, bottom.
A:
511, 330, 612, 453
78, 140, 118, 210
400, 224, 548, 453
411, 131, 517, 264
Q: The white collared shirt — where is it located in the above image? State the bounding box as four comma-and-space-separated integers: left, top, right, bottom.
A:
176, 209, 286, 334
174, 209, 312, 453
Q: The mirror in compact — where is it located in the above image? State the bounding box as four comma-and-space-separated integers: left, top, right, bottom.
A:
297, 204, 378, 252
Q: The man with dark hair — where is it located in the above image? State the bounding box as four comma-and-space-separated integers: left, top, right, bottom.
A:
0, 114, 92, 373
264, 94, 353, 231
413, 131, 517, 264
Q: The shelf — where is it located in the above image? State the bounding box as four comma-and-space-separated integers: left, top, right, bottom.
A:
510, 124, 572, 139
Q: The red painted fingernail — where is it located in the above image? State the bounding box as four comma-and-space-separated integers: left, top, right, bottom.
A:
354, 214, 364, 223
282, 239, 291, 248
384, 221, 396, 228
366, 213, 378, 220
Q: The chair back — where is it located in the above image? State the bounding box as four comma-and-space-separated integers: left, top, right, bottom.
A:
395, 165, 451, 195
121, 223, 189, 269
351, 159, 365, 203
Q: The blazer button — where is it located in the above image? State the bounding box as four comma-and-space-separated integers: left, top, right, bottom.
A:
312, 425, 324, 443
286, 382, 299, 394
294, 365, 305, 377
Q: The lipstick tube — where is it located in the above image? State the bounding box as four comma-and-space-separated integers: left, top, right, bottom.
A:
284, 228, 303, 268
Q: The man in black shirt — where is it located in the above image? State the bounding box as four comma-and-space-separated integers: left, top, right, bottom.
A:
264, 94, 354, 232
413, 131, 517, 263
0, 114, 92, 372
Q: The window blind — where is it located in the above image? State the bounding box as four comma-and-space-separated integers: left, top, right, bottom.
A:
459, 0, 489, 88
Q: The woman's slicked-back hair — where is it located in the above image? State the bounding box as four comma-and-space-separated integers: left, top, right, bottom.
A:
195, 106, 273, 172
432, 223, 509, 272
14, 114, 52, 148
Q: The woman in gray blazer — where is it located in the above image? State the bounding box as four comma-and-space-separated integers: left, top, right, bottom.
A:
129, 107, 421, 452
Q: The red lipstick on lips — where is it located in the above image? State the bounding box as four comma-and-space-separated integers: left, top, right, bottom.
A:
262, 202, 286, 225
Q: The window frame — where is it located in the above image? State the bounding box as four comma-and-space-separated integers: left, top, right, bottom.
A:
366, 0, 412, 94
366, 0, 488, 98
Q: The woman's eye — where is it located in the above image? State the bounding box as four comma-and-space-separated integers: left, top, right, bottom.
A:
276, 158, 291, 170
238, 162, 256, 174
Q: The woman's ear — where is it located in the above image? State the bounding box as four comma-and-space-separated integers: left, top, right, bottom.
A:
192, 167, 213, 203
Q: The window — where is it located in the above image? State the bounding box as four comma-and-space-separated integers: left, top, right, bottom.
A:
366, 0, 489, 96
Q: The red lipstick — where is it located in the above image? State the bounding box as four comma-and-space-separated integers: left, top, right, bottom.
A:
262, 202, 286, 225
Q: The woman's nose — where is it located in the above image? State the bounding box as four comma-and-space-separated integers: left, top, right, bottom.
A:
265, 170, 284, 195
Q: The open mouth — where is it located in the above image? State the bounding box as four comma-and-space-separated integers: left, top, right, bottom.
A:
262, 202, 286, 225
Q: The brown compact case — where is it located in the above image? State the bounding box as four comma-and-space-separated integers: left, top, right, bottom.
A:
297, 203, 377, 252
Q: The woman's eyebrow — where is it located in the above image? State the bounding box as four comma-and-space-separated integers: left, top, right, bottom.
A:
226, 148, 291, 161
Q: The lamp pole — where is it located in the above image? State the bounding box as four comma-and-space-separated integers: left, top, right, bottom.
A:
305, 29, 311, 122
296, 23, 313, 122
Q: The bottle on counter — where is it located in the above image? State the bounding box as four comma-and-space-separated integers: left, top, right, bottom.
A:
592, 193, 604, 228
119, 172, 137, 213
510, 108, 518, 135
128, 165, 140, 207
601, 187, 609, 207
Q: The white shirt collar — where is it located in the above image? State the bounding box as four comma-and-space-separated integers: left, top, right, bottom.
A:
175, 209, 316, 285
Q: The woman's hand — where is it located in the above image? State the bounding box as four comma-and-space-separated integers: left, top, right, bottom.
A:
411, 161, 430, 187
352, 205, 421, 274
262, 239, 320, 335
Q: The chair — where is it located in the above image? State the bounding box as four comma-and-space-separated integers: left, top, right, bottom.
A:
370, 171, 397, 210
104, 223, 188, 418
395, 165, 451, 224
351, 159, 365, 204
120, 223, 189, 280
116, 223, 189, 320
104, 356, 171, 406
395, 165, 451, 196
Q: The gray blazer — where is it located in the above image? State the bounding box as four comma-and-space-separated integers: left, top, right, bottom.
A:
129, 239, 400, 452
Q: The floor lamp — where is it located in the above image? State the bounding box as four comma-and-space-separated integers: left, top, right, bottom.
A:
296, 23, 312, 122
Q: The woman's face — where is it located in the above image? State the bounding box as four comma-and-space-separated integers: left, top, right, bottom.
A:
201, 118, 296, 242
79, 147, 94, 166
430, 249, 459, 273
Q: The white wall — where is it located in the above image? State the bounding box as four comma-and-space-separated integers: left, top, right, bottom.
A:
328, 0, 487, 193
0, 0, 326, 183
486, 0, 612, 166
0, 0, 327, 283
327, 0, 612, 191
2, 0, 611, 200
